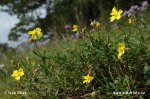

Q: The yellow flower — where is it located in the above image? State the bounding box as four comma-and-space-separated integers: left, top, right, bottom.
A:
95, 22, 100, 29
90, 20, 100, 29
110, 7, 123, 22
128, 18, 132, 24
83, 74, 94, 84
11, 68, 24, 80
117, 43, 125, 60
28, 28, 43, 41
72, 25, 78, 32
128, 15, 135, 24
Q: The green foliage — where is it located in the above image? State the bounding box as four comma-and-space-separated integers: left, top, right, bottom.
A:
0, 5, 150, 99
1, 10, 148, 98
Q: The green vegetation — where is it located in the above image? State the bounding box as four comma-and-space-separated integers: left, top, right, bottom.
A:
0, 7, 150, 98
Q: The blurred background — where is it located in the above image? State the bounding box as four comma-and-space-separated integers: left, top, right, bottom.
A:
0, 0, 148, 49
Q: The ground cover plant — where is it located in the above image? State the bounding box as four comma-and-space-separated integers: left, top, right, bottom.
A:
0, 3, 150, 99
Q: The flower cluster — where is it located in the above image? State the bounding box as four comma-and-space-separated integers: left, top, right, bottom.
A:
122, 1, 149, 17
